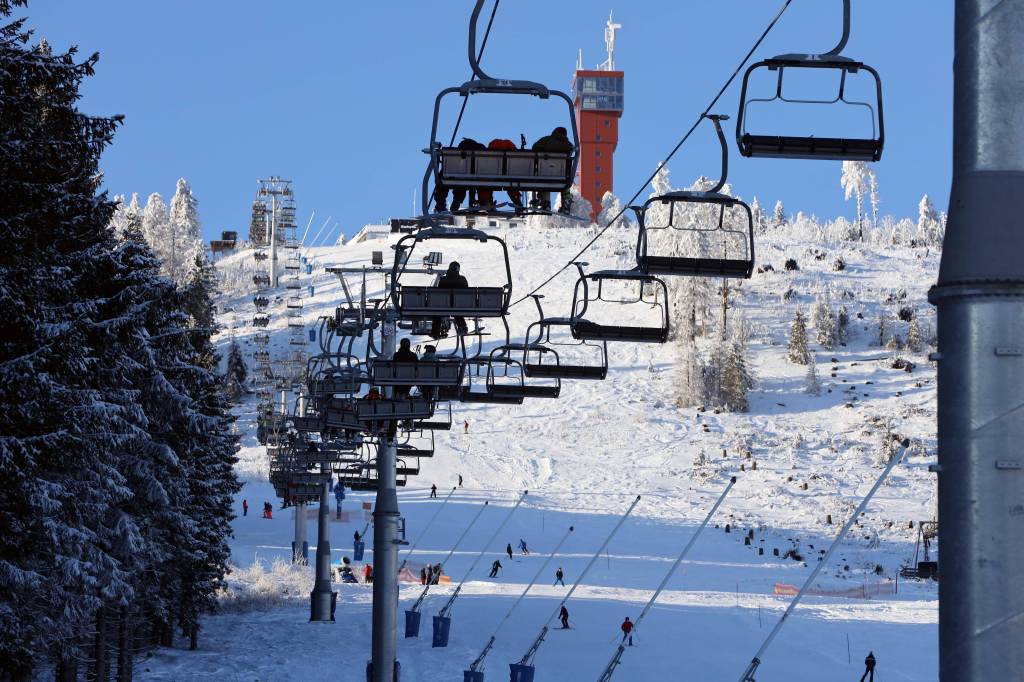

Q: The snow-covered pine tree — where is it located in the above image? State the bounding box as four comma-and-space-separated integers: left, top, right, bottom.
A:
804, 354, 822, 395
597, 191, 629, 228
907, 314, 923, 353
674, 341, 704, 407
917, 194, 940, 246
226, 339, 247, 385
876, 307, 891, 347
772, 200, 786, 229
750, 196, 767, 234
722, 338, 753, 412
788, 310, 811, 365
168, 177, 204, 285
142, 191, 171, 264
811, 299, 837, 349
840, 161, 870, 240
837, 306, 850, 344
868, 166, 880, 227
0, 16, 143, 675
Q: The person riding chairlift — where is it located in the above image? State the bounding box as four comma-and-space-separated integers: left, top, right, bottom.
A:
530, 126, 574, 214
431, 262, 469, 338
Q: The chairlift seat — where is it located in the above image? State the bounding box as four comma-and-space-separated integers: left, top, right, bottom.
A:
737, 134, 881, 162
372, 360, 466, 387
458, 389, 524, 405
641, 256, 754, 279
288, 415, 323, 433
489, 384, 561, 399
439, 148, 573, 192
571, 320, 670, 344
355, 398, 435, 421
396, 285, 509, 317
398, 444, 434, 458
524, 362, 607, 380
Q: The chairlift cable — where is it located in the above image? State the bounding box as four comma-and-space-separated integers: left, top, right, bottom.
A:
509, 0, 794, 309
448, 0, 501, 148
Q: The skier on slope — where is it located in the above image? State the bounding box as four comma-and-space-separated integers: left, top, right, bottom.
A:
489, 559, 502, 578
430, 484, 438, 499
860, 651, 876, 682
518, 538, 530, 555
559, 605, 570, 629
242, 499, 248, 516
506, 543, 514, 561
554, 567, 565, 586
620, 617, 634, 646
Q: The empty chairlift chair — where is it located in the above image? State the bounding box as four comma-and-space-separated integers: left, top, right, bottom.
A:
735, 0, 884, 161
487, 346, 560, 399
520, 295, 608, 380
569, 264, 670, 344
633, 115, 755, 279
421, 0, 579, 217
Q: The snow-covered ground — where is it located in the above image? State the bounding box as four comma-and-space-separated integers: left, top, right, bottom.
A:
138, 219, 939, 681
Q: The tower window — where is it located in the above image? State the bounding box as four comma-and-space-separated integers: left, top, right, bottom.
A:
596, 180, 602, 188
604, 119, 611, 127
595, 150, 602, 158
596, 134, 602, 141
596, 166, 602, 173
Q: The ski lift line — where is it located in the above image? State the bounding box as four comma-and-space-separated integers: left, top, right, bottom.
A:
508, 0, 795, 309
467, 524, 575, 674
301, 216, 332, 260
299, 211, 316, 245
738, 444, 910, 682
518, 495, 642, 668
438, 489, 527, 619
398, 486, 458, 574
410, 500, 491, 614
448, 0, 501, 148
595, 476, 737, 682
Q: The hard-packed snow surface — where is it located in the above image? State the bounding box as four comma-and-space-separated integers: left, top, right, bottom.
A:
139, 220, 939, 681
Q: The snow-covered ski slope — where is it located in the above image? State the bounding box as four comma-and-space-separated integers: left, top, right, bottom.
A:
141, 219, 938, 681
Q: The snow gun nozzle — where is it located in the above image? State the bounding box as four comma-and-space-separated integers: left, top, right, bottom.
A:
731, 476, 737, 483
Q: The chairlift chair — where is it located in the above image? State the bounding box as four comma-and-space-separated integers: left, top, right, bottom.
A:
735, 0, 884, 161
633, 115, 755, 279
414, 401, 454, 431
421, 0, 580, 217
487, 346, 561, 399
390, 226, 513, 319
569, 264, 670, 344
371, 358, 466, 388
520, 295, 609, 380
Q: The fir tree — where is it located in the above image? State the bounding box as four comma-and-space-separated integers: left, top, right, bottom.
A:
788, 310, 811, 365
907, 315, 923, 353
812, 300, 837, 349
804, 355, 822, 395
836, 306, 850, 344
168, 177, 203, 285
142, 191, 170, 264
770, 199, 786, 228
877, 308, 891, 347
226, 339, 247, 385
722, 338, 753, 412
841, 161, 870, 239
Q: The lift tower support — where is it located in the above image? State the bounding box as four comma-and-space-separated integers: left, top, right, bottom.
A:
929, 2, 1024, 680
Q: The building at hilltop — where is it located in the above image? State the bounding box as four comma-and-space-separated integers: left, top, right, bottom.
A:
573, 12, 624, 222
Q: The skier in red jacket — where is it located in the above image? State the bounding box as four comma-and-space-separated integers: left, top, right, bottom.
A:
620, 616, 634, 646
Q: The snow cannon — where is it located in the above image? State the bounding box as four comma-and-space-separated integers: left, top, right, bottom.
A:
508, 663, 535, 682
432, 615, 451, 647
353, 539, 365, 562
463, 671, 485, 682
309, 329, 316, 342
404, 609, 422, 638
306, 264, 313, 275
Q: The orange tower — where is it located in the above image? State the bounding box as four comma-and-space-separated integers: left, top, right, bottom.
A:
573, 13, 624, 221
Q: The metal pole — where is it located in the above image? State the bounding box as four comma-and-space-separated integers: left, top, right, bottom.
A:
293, 500, 307, 565
270, 193, 278, 288
928, 4, 1024, 681
371, 318, 400, 682
738, 446, 907, 682
597, 477, 736, 682
310, 469, 335, 621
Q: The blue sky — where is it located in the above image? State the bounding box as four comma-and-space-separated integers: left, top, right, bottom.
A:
21, 1, 953, 242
